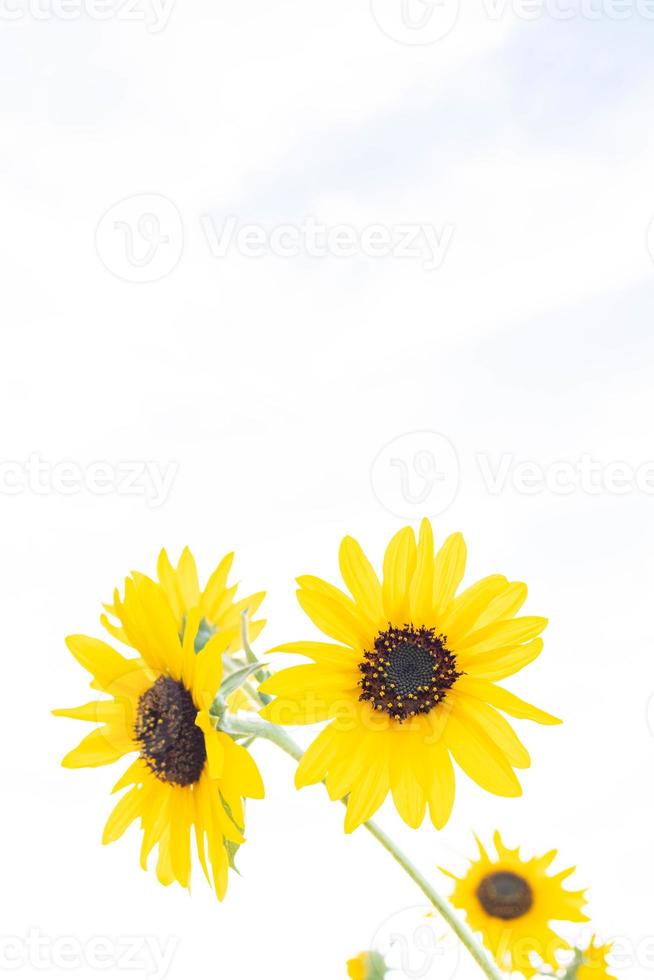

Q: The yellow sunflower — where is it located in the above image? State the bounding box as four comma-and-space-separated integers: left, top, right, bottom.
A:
54, 572, 264, 899
445, 832, 589, 976
347, 951, 388, 979
577, 938, 616, 980
260, 519, 560, 832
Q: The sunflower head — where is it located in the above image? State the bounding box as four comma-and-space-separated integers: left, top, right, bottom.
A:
577, 938, 616, 980
260, 519, 560, 832
445, 833, 589, 977
54, 558, 265, 899
346, 951, 388, 979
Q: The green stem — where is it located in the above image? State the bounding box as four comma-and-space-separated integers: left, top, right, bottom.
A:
561, 949, 583, 980
222, 715, 504, 980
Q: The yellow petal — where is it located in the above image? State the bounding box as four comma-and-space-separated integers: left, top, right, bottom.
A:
193, 632, 226, 708
102, 786, 142, 843
195, 712, 225, 779
425, 740, 455, 829
339, 535, 384, 630
452, 693, 530, 768
156, 548, 185, 624
259, 663, 358, 699
432, 532, 466, 617
344, 750, 390, 833
219, 733, 265, 800
454, 616, 548, 656
382, 526, 417, 623
296, 586, 371, 650
266, 640, 359, 669
440, 575, 508, 645
62, 727, 132, 768
390, 735, 426, 828
64, 635, 147, 696
200, 552, 235, 621
410, 518, 435, 624
459, 638, 543, 681
445, 712, 522, 797
474, 581, 528, 630
458, 677, 562, 725
176, 547, 201, 609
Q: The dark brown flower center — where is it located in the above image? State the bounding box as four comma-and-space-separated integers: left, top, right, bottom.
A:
358, 624, 460, 722
476, 872, 534, 919
135, 676, 206, 786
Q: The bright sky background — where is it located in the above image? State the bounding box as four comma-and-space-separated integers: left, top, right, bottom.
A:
2, 4, 654, 979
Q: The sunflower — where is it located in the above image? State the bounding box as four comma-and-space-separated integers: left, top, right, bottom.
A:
260, 520, 560, 832
444, 832, 589, 977
577, 938, 616, 980
347, 951, 388, 979
54, 571, 264, 898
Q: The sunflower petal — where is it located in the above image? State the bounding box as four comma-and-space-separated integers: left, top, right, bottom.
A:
432, 532, 466, 617
382, 526, 417, 623
339, 535, 384, 629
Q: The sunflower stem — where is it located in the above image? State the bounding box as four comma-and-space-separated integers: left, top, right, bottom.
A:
560, 949, 583, 980
222, 714, 504, 980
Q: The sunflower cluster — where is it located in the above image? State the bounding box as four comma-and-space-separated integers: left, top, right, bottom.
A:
55, 522, 618, 980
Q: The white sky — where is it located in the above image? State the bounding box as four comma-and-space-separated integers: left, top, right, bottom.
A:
1, 4, 654, 979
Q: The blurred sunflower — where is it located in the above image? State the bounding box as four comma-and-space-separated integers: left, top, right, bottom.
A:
102, 547, 265, 711
260, 519, 560, 832
577, 938, 616, 980
444, 832, 588, 976
347, 951, 388, 979
54, 572, 264, 898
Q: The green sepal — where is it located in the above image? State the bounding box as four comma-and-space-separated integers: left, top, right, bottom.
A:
221, 795, 244, 874
219, 660, 268, 700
